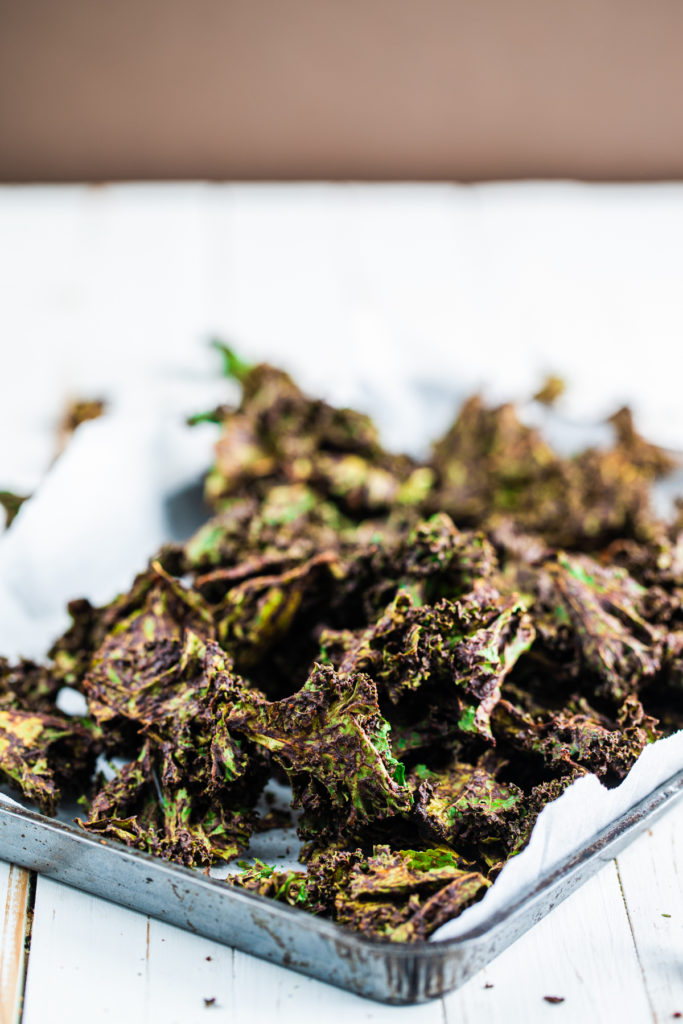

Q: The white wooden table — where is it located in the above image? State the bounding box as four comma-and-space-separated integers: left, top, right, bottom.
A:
1, 184, 683, 1023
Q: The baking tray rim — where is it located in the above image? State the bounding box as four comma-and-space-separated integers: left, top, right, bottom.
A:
0, 765, 681, 957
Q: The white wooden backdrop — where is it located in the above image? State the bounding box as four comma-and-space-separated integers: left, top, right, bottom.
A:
1, 184, 683, 1023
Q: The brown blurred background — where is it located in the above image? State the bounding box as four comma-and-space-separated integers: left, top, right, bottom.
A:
1, 0, 682, 182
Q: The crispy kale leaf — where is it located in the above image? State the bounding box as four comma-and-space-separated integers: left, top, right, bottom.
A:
322, 581, 534, 741
223, 663, 412, 842
542, 553, 662, 701
226, 860, 310, 908
491, 694, 660, 782
412, 755, 526, 869
0, 707, 93, 814
81, 737, 259, 866
81, 633, 268, 865
307, 845, 489, 941
0, 658, 61, 713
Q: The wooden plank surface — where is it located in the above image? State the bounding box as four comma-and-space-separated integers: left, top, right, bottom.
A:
447, 863, 652, 1024
616, 810, 683, 1022
0, 863, 32, 1024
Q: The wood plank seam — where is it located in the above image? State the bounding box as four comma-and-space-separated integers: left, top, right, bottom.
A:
0, 865, 34, 1024
614, 860, 657, 1024
17, 871, 35, 1024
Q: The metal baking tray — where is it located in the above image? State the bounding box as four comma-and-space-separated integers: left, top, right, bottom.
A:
0, 769, 681, 1005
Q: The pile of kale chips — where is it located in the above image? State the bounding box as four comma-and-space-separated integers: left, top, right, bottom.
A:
2, 348, 683, 942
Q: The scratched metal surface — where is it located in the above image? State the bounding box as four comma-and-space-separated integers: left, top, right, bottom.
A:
0, 771, 681, 1005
